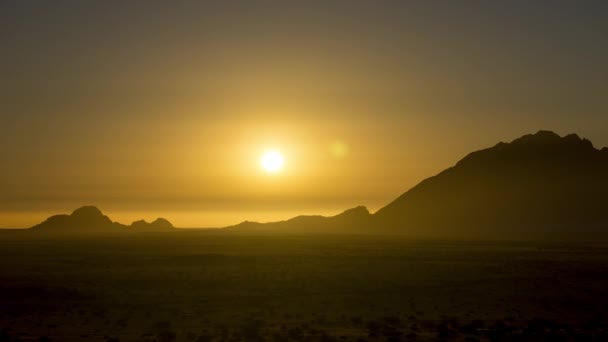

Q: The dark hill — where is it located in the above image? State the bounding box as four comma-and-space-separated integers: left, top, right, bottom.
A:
31, 206, 174, 233
130, 218, 174, 232
227, 206, 372, 233
374, 130, 608, 238
31, 206, 123, 232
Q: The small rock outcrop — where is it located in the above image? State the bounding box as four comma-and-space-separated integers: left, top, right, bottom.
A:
130, 218, 174, 231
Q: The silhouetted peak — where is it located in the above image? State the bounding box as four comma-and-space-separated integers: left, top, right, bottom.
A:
130, 219, 149, 228
69, 206, 113, 226
376, 130, 608, 237
564, 133, 581, 140
337, 206, 370, 217
151, 218, 173, 229
71, 206, 104, 219
512, 130, 561, 144
31, 206, 117, 231
130, 218, 174, 230
510, 130, 593, 149
534, 130, 560, 139
456, 131, 602, 169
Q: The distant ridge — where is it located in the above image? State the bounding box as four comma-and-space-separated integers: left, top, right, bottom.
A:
227, 206, 372, 232
31, 206, 174, 233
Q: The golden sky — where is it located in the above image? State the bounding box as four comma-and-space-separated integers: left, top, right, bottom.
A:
1, 2, 608, 227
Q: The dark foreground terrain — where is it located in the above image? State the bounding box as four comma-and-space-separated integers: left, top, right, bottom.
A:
1, 232, 607, 341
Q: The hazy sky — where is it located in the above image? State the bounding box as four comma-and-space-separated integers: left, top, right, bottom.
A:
2, 1, 607, 227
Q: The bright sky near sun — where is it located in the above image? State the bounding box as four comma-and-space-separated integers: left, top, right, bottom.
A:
1, 1, 608, 227
260, 151, 285, 174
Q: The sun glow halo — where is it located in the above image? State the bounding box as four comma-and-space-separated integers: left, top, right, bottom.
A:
260, 150, 284, 173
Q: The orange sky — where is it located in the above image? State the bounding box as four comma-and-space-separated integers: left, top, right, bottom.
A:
1, 2, 608, 227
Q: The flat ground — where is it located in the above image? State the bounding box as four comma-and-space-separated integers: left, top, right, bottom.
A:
1, 231, 607, 341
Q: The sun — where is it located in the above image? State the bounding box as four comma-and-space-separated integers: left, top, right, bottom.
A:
260, 150, 284, 173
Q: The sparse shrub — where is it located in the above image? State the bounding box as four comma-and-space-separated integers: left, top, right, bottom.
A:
382, 315, 401, 327
287, 326, 303, 340
213, 324, 229, 340
437, 322, 458, 340
351, 316, 364, 326
157, 330, 176, 342
319, 331, 338, 342
185, 331, 196, 340
314, 315, 328, 325
195, 334, 213, 342
150, 320, 176, 342
367, 320, 381, 338
239, 319, 265, 341
152, 321, 173, 333
485, 320, 512, 341
0, 329, 10, 342
382, 326, 403, 342
116, 318, 128, 329
271, 331, 285, 341
459, 320, 484, 335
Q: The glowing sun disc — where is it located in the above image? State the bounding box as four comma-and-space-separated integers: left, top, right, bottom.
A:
260, 150, 284, 173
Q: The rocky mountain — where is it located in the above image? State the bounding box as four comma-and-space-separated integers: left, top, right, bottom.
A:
31, 206, 174, 233
31, 206, 123, 232
374, 130, 608, 238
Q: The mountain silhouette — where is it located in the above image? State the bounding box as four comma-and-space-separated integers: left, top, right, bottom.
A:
31, 206, 123, 232
26, 131, 608, 238
31, 206, 175, 233
374, 130, 608, 238
227, 206, 371, 233
130, 218, 174, 231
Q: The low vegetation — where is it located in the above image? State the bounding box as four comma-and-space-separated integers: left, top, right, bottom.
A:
1, 232, 607, 340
